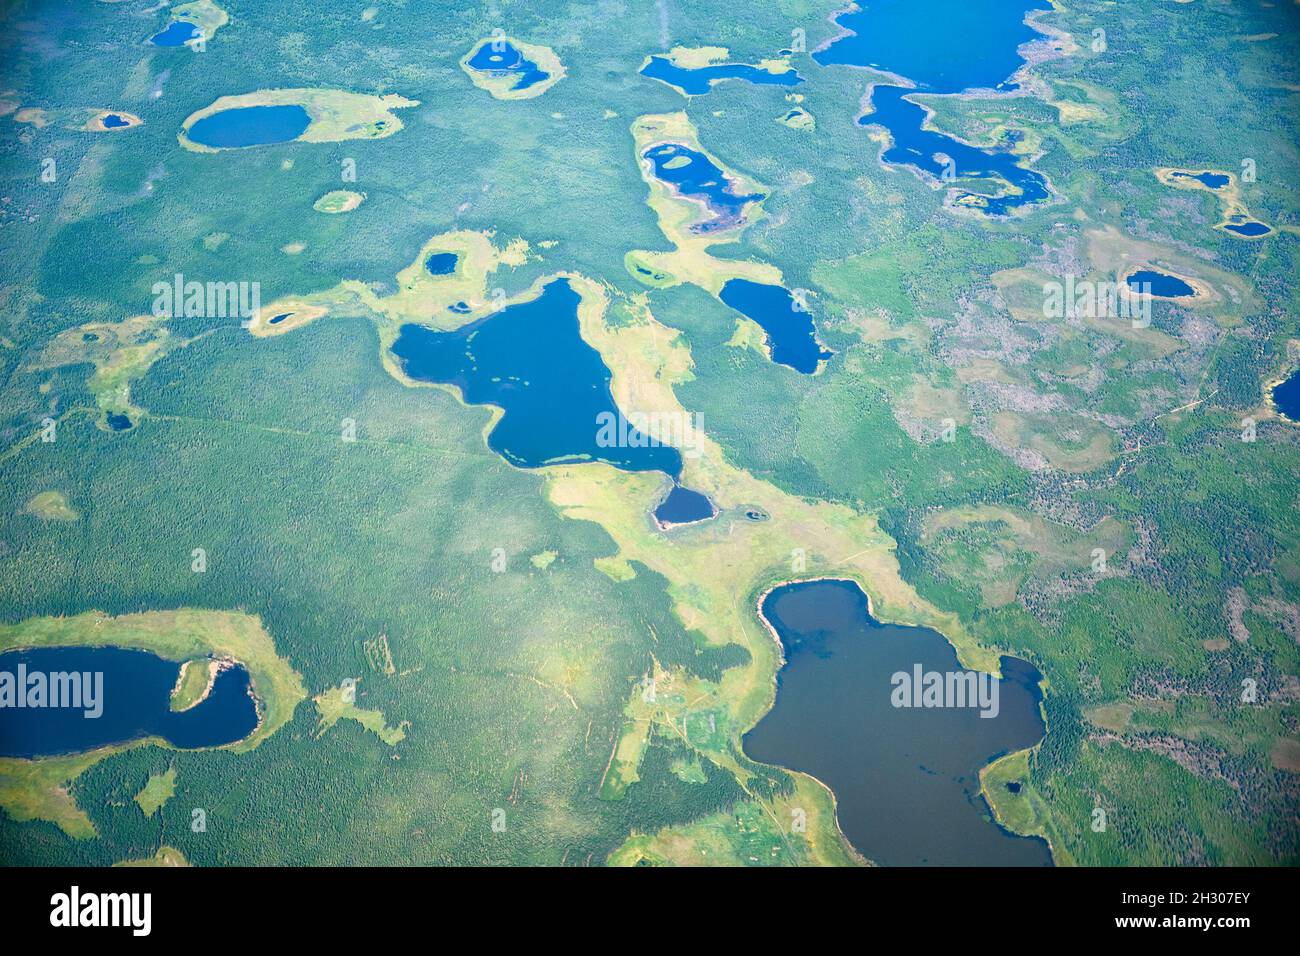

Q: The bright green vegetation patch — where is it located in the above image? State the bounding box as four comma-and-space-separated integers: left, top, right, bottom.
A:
133, 768, 177, 818
169, 658, 213, 711
312, 190, 365, 214
314, 683, 408, 746
114, 846, 189, 867
22, 490, 78, 521
0, 748, 119, 839
165, 0, 229, 45
609, 775, 863, 867
529, 549, 558, 569
179, 88, 418, 152
28, 314, 175, 425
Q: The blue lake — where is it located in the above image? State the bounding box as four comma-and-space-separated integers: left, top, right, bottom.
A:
642, 142, 763, 234
466, 40, 549, 91
0, 647, 259, 758
718, 279, 831, 374
1224, 220, 1271, 238
1126, 269, 1195, 298
1172, 171, 1230, 190
654, 482, 715, 527
150, 20, 199, 47
640, 55, 803, 96
868, 84, 1050, 216
187, 104, 312, 149
744, 579, 1052, 866
105, 412, 133, 431
814, 0, 1040, 93
101, 113, 130, 129
813, 1, 1050, 216
1272, 369, 1300, 422
391, 279, 683, 476
425, 252, 459, 276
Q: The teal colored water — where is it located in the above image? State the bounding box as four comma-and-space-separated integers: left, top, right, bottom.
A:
391, 279, 683, 476
718, 279, 831, 374
1127, 269, 1195, 298
640, 55, 803, 96
814, 0, 1040, 93
642, 142, 763, 234
744, 579, 1052, 866
187, 104, 312, 149
466, 40, 549, 90
0, 647, 258, 757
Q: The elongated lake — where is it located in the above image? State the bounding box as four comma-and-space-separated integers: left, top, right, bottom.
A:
187, 104, 311, 149
744, 579, 1051, 866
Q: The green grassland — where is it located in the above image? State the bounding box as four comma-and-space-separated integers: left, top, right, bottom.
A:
133, 768, 176, 818
0, 0, 1296, 867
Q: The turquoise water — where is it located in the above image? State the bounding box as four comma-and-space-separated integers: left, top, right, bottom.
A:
718, 279, 831, 374
640, 55, 803, 96
0, 647, 258, 757
814, 0, 1041, 93
150, 20, 199, 47
642, 142, 763, 234
466, 40, 549, 91
1127, 269, 1195, 298
744, 579, 1051, 866
391, 279, 684, 476
187, 104, 312, 149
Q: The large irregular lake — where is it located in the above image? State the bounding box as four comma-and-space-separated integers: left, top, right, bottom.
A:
392, 280, 716, 527
744, 579, 1052, 866
814, 0, 1050, 215
187, 104, 312, 149
393, 279, 680, 475
815, 0, 1040, 93
0, 646, 258, 758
